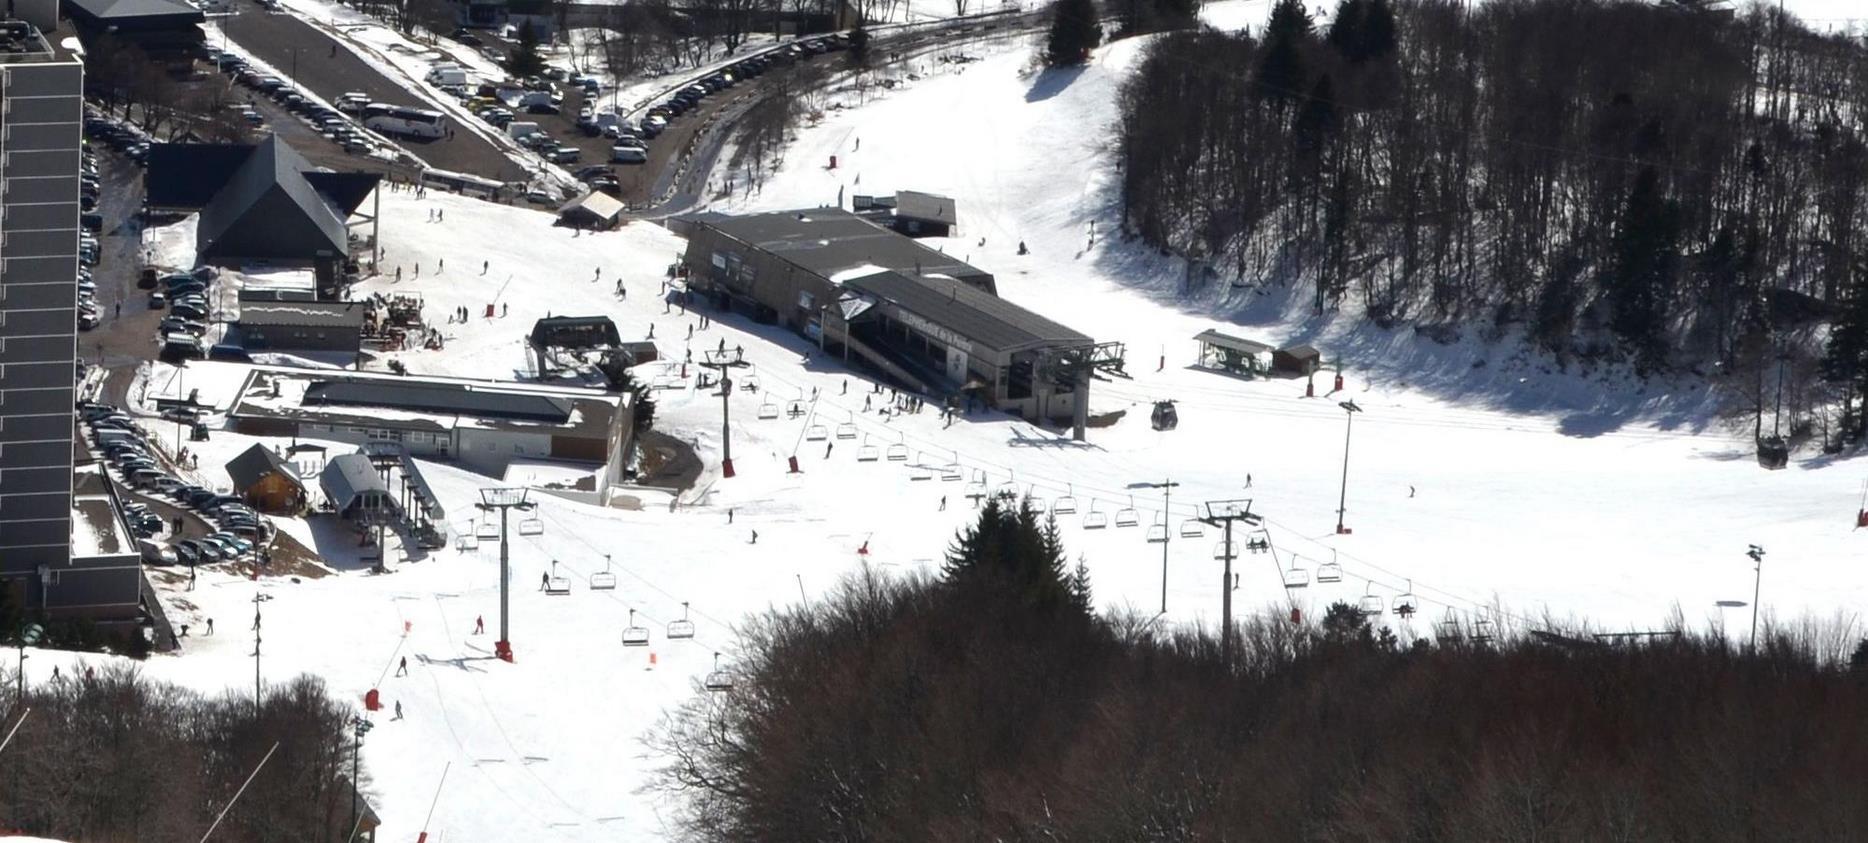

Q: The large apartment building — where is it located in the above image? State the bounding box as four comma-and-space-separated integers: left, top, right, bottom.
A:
0, 11, 90, 615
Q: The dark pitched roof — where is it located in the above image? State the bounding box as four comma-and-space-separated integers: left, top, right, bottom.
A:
150, 143, 382, 215
304, 172, 383, 216
1194, 329, 1273, 355
892, 190, 956, 226
695, 208, 991, 285
64, 0, 203, 25
237, 301, 367, 329
303, 380, 575, 423
844, 270, 1091, 354
147, 143, 256, 208
226, 443, 303, 491
319, 453, 393, 512
197, 136, 349, 260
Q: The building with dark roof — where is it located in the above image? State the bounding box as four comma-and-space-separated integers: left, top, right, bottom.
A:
146, 136, 381, 278
62, 0, 203, 57
233, 301, 365, 355
225, 443, 307, 513
676, 209, 1094, 423
228, 367, 636, 498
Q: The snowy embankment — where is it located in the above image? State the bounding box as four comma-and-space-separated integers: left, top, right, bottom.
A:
77, 26, 1868, 843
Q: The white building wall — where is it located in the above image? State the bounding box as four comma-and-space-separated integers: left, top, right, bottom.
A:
456, 428, 555, 476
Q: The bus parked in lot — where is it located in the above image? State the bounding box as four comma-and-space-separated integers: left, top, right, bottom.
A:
362, 104, 447, 139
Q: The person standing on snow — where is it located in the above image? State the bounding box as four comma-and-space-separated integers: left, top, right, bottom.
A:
396, 656, 408, 677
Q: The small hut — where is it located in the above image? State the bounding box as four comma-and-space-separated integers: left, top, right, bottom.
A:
225, 443, 307, 513
1193, 329, 1273, 378
1272, 344, 1322, 376
320, 453, 399, 523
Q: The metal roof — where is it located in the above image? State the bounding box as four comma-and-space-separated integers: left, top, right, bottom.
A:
225, 443, 302, 491
692, 208, 992, 286
196, 136, 349, 261
844, 270, 1091, 354
63, 0, 203, 24
238, 301, 367, 329
303, 380, 575, 423
146, 143, 256, 208
1193, 329, 1273, 355
1277, 344, 1321, 359
305, 171, 383, 216
529, 316, 621, 349
319, 453, 393, 513
558, 190, 624, 223
892, 190, 956, 226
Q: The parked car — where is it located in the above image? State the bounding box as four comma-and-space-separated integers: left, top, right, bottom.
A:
611, 145, 647, 164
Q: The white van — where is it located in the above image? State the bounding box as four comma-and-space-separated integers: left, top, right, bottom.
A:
611, 144, 647, 164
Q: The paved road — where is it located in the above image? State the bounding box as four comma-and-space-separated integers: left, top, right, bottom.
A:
220, 0, 525, 180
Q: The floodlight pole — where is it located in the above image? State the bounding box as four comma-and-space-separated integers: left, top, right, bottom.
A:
1335, 400, 1362, 535
1747, 544, 1765, 651
699, 354, 737, 477
1132, 479, 1179, 614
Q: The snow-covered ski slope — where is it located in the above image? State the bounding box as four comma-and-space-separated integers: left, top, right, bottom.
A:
66, 24, 1866, 843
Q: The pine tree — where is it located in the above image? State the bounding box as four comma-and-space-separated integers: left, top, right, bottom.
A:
847, 23, 870, 68
943, 498, 1076, 614
1044, 0, 1102, 68
1068, 557, 1093, 615
505, 20, 546, 79
1822, 268, 1868, 439
1604, 166, 1678, 371
1257, 0, 1311, 107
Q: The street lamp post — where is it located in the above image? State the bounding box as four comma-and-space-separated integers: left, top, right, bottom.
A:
1746, 544, 1766, 651
1130, 479, 1179, 614
1335, 400, 1362, 535
350, 715, 374, 833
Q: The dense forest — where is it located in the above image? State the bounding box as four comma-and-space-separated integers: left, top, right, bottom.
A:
0, 667, 364, 841
653, 499, 1868, 840
1118, 0, 1868, 444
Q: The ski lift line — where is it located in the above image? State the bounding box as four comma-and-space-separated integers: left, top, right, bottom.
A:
1255, 514, 1533, 629
670, 344, 1519, 632
528, 505, 739, 642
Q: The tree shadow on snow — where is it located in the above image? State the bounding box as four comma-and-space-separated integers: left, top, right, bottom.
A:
1026, 66, 1089, 103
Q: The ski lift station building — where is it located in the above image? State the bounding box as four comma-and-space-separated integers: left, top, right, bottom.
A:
673, 208, 1097, 423
225, 367, 635, 492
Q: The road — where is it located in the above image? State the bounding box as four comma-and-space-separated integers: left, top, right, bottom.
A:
218, 0, 525, 181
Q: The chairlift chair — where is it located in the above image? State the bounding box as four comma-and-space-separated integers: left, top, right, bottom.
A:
1113, 496, 1139, 528
1357, 581, 1385, 617
1082, 501, 1108, 530
940, 463, 963, 482
756, 400, 779, 420
1282, 558, 1310, 589
1434, 608, 1464, 643
517, 515, 544, 536
1391, 579, 1418, 618
475, 520, 499, 540
995, 478, 1020, 499
834, 422, 857, 440
964, 471, 986, 497
455, 533, 479, 551
589, 553, 617, 590
545, 560, 572, 596
886, 439, 908, 461
703, 652, 734, 692
667, 601, 696, 640
1178, 519, 1204, 538
1212, 541, 1234, 561
805, 423, 829, 441
1052, 486, 1078, 515
909, 462, 932, 481
785, 399, 807, 419
621, 609, 651, 647
1472, 612, 1497, 644
856, 436, 879, 461
1316, 550, 1344, 584
1145, 514, 1167, 544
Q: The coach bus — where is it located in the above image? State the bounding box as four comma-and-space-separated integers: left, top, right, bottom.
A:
361, 104, 447, 139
